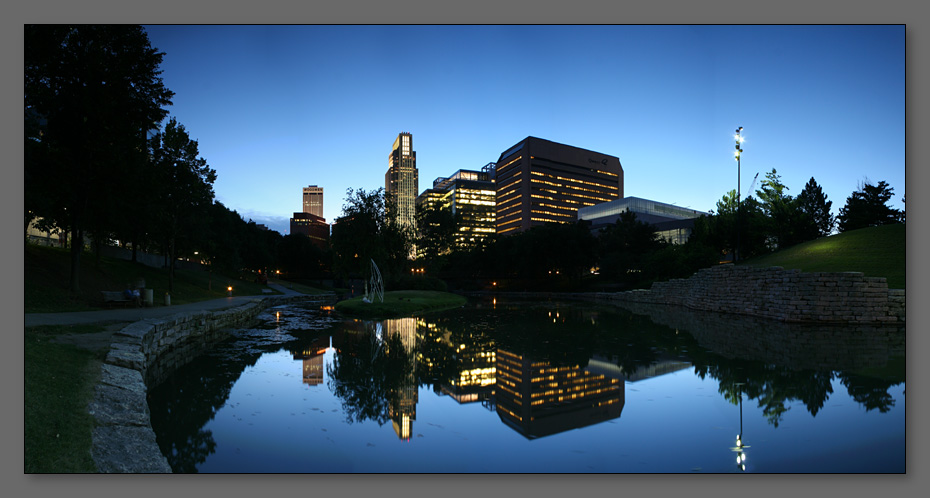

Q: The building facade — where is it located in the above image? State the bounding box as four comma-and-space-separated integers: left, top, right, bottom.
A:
577, 196, 710, 245
289, 212, 330, 248
302, 185, 324, 218
495, 137, 622, 235
385, 132, 419, 232
415, 167, 497, 252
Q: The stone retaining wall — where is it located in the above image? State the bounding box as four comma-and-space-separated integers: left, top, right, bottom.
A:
595, 265, 905, 324
88, 294, 329, 473
611, 300, 905, 372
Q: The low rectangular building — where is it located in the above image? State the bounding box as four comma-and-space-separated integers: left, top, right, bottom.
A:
578, 196, 710, 245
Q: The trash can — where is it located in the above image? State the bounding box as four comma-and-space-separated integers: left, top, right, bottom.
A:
144, 288, 154, 307
164, 293, 171, 306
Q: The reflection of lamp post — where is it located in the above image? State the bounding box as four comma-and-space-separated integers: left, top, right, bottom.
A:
734, 127, 744, 262
731, 382, 749, 472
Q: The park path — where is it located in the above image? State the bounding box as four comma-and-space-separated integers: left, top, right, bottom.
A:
24, 282, 305, 327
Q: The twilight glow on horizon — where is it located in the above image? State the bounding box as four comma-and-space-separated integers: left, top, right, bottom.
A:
142, 25, 905, 235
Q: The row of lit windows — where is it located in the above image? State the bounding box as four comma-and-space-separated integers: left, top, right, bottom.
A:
528, 155, 619, 179
531, 172, 616, 195
496, 155, 523, 173
531, 212, 576, 221
534, 187, 614, 204
534, 202, 580, 213
497, 405, 523, 422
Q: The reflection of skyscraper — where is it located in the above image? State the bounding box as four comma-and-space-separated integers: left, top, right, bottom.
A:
494, 349, 624, 439
417, 318, 497, 405
293, 335, 331, 386
385, 132, 418, 232
383, 318, 418, 440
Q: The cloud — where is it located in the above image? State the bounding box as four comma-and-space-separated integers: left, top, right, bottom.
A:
238, 210, 290, 235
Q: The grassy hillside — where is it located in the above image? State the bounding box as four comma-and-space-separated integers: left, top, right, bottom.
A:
739, 224, 906, 289
25, 244, 276, 313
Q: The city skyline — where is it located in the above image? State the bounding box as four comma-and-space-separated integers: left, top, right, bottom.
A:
141, 25, 905, 235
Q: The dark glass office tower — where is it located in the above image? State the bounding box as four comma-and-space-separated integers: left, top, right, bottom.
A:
495, 137, 622, 235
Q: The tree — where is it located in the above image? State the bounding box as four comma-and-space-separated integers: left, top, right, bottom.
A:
755, 168, 806, 249
796, 177, 835, 239
837, 180, 904, 232
691, 190, 768, 261
25, 25, 174, 291
416, 201, 457, 263
331, 188, 412, 282
597, 211, 665, 284
149, 118, 216, 293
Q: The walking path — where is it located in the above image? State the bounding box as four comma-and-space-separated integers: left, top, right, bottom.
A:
24, 282, 307, 327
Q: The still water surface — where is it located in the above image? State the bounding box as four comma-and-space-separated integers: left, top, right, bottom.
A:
148, 298, 905, 473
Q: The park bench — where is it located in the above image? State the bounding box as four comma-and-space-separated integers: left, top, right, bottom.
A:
101, 291, 138, 308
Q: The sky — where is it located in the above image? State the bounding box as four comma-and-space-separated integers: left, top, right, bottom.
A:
141, 25, 906, 235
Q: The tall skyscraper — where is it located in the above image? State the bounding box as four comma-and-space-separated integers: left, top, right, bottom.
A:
495, 137, 622, 235
302, 185, 324, 218
385, 132, 418, 232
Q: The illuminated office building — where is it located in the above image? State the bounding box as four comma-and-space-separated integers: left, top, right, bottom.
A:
385, 132, 419, 232
302, 185, 324, 218
415, 166, 497, 252
494, 349, 624, 439
578, 196, 710, 245
289, 212, 330, 248
495, 137, 622, 235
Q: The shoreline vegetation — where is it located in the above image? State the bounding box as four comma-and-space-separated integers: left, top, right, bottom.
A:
334, 290, 468, 318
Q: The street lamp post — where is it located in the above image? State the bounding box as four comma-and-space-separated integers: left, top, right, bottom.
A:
734, 127, 744, 262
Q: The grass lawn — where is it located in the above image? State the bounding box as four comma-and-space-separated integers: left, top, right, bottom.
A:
739, 224, 906, 289
269, 278, 332, 295
335, 290, 467, 318
25, 244, 281, 313
24, 324, 108, 473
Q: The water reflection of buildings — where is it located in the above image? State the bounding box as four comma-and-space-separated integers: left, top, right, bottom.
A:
383, 318, 418, 440
293, 335, 332, 386
494, 349, 625, 440
585, 354, 692, 382
416, 318, 498, 407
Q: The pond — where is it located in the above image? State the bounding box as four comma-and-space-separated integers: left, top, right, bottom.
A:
147, 297, 906, 473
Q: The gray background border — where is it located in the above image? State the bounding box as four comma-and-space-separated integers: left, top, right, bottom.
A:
8, 0, 925, 496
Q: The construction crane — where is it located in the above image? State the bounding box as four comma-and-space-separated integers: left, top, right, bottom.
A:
746, 172, 759, 199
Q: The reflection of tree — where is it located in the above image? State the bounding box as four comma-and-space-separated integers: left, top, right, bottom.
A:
148, 347, 263, 473
327, 328, 414, 426
838, 373, 899, 413
695, 360, 835, 428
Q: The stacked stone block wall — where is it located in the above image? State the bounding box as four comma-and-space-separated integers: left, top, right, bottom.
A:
599, 265, 904, 324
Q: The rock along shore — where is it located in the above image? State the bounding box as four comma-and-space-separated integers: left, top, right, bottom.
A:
88, 293, 331, 473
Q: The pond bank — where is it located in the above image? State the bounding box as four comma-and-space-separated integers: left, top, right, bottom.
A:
89, 293, 333, 473
465, 265, 905, 325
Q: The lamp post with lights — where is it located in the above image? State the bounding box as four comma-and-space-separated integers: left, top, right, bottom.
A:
734, 127, 744, 262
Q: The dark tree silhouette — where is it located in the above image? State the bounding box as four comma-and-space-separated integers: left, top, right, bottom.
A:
837, 180, 903, 232
796, 177, 835, 239
25, 25, 174, 291
149, 118, 216, 293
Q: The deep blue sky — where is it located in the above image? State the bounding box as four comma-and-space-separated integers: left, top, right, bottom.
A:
142, 25, 905, 235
